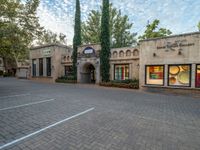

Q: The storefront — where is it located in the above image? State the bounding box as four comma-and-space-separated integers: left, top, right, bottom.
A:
139, 32, 200, 93
30, 44, 72, 83
110, 47, 140, 81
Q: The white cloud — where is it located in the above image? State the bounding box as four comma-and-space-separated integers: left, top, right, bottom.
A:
36, 0, 200, 45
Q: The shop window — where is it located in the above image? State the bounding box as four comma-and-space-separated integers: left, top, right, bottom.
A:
46, 57, 51, 77
146, 65, 164, 85
168, 65, 191, 87
196, 65, 200, 88
39, 58, 43, 76
65, 66, 73, 77
114, 64, 129, 80
32, 59, 36, 77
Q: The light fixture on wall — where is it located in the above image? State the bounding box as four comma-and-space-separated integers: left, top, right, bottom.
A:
96, 60, 99, 64
153, 53, 156, 57
178, 48, 183, 55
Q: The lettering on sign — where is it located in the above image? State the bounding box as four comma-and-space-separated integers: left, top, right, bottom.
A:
83, 47, 95, 54
42, 49, 52, 57
157, 40, 195, 52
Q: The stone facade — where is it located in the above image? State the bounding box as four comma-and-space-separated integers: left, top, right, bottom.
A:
30, 44, 72, 83
110, 47, 140, 81
139, 32, 200, 91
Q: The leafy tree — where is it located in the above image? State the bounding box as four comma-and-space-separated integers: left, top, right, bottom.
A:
0, 0, 42, 67
100, 0, 110, 82
198, 21, 200, 31
139, 19, 172, 40
37, 29, 67, 45
82, 4, 136, 48
72, 0, 81, 80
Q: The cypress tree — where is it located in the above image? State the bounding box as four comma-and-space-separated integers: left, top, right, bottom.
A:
100, 0, 110, 82
72, 0, 81, 80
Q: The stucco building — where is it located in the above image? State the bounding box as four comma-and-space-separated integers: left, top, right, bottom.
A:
30, 44, 73, 83
139, 32, 200, 93
29, 32, 200, 93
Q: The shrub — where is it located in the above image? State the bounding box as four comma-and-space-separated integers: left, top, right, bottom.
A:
56, 76, 77, 84
0, 71, 3, 76
100, 79, 139, 89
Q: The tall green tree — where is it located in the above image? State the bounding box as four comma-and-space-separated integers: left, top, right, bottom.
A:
139, 19, 172, 40
82, 4, 136, 48
198, 21, 200, 31
72, 0, 81, 80
0, 0, 42, 67
100, 0, 110, 82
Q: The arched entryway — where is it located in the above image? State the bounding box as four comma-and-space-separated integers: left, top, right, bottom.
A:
80, 63, 96, 83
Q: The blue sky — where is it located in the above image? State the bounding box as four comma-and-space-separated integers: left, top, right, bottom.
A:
37, 0, 200, 45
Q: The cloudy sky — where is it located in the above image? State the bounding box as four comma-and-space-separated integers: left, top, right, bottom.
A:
37, 0, 200, 45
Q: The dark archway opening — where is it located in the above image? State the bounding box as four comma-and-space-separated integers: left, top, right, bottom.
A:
81, 63, 95, 83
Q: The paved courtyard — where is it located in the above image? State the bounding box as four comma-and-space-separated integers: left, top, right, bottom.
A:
0, 78, 200, 150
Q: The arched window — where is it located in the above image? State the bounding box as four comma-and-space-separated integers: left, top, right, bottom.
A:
133, 49, 139, 56
113, 51, 118, 58
126, 50, 131, 57
119, 51, 124, 57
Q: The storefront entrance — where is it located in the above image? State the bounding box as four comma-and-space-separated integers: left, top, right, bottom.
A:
80, 63, 96, 83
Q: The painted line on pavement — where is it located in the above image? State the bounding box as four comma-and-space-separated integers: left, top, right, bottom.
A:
0, 107, 95, 150
0, 99, 55, 111
0, 94, 30, 99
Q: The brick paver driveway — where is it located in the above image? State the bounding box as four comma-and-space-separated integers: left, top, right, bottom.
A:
0, 78, 200, 150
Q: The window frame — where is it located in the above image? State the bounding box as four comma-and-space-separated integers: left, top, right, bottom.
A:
32, 59, 36, 77
46, 57, 51, 77
114, 64, 129, 80
145, 65, 165, 86
167, 64, 192, 87
196, 64, 200, 88
39, 58, 43, 76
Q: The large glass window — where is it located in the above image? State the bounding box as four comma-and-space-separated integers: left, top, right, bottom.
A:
168, 65, 191, 87
65, 66, 73, 76
39, 58, 43, 76
196, 65, 200, 88
32, 59, 36, 77
46, 57, 51, 77
114, 64, 129, 80
146, 65, 164, 85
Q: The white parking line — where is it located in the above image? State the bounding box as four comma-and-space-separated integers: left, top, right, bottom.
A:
0, 99, 55, 111
0, 94, 30, 99
0, 107, 95, 150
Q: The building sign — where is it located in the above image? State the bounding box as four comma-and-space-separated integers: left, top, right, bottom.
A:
41, 49, 52, 57
157, 40, 195, 51
83, 47, 95, 54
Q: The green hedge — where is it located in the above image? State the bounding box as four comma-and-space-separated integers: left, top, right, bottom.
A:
100, 79, 139, 89
56, 76, 77, 83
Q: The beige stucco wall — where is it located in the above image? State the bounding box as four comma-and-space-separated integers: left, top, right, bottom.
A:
30, 44, 72, 82
139, 32, 200, 89
110, 47, 140, 80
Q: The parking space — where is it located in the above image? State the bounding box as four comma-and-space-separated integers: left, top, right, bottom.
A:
0, 78, 200, 150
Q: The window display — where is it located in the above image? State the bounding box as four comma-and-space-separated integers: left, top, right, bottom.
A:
146, 65, 164, 85
168, 65, 191, 86
114, 64, 129, 80
196, 65, 200, 88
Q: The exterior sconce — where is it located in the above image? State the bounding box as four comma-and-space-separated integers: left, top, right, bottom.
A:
153, 53, 156, 57
178, 48, 182, 55
96, 61, 99, 64
137, 64, 140, 69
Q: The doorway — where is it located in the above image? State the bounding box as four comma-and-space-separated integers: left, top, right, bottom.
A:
80, 63, 96, 83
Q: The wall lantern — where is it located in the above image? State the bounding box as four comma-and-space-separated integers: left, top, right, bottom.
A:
153, 53, 156, 57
